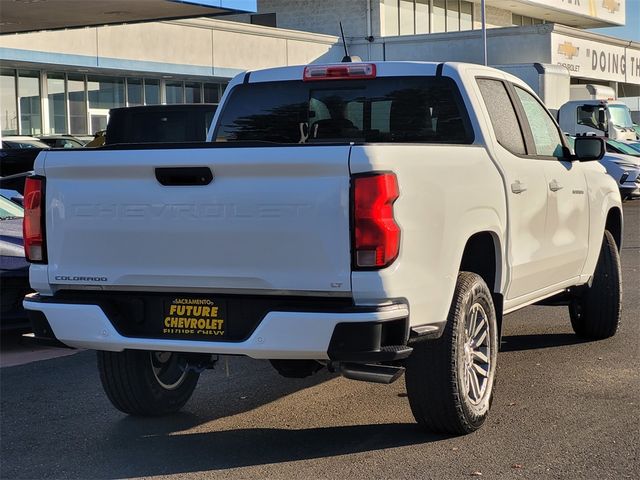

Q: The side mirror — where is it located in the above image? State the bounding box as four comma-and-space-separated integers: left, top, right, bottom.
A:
598, 108, 607, 130
573, 136, 605, 162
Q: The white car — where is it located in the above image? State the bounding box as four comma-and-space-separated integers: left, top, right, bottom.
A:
601, 153, 640, 200
23, 61, 622, 435
565, 136, 640, 201
604, 140, 640, 200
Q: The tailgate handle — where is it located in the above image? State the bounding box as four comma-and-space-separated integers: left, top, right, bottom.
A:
155, 167, 213, 186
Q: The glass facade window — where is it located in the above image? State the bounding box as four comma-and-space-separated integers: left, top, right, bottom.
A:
145, 79, 160, 105
47, 73, 67, 134
185, 82, 202, 103
433, 0, 446, 33
513, 14, 543, 26
87, 75, 125, 109
165, 81, 184, 104
1, 69, 18, 135
384, 0, 473, 36
127, 78, 143, 106
399, 0, 415, 35
415, 0, 430, 34
460, 1, 473, 31
18, 70, 42, 135
68, 74, 87, 135
446, 0, 459, 32
383, 0, 399, 36
1, 71, 228, 136
204, 83, 220, 103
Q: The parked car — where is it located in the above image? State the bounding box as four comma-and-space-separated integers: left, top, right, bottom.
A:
606, 138, 640, 157
623, 140, 640, 154
105, 104, 218, 145
0, 171, 29, 205
602, 153, 640, 200
0, 194, 31, 331
38, 135, 85, 149
1, 136, 50, 176
566, 135, 640, 200
23, 61, 621, 435
2, 136, 50, 150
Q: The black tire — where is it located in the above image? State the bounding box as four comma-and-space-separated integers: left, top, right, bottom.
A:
405, 272, 498, 435
569, 230, 622, 339
97, 350, 200, 416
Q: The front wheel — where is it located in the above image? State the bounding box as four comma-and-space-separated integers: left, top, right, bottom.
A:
405, 272, 498, 435
97, 350, 200, 416
569, 230, 622, 339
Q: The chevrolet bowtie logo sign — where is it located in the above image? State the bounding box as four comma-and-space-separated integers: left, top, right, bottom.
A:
602, 0, 621, 14
558, 41, 579, 60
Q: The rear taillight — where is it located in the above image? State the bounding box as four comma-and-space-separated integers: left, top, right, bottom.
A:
23, 176, 46, 263
303, 63, 376, 81
352, 172, 400, 269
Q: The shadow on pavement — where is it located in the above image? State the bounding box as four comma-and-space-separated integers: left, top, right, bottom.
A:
500, 333, 591, 352
97, 421, 443, 478
1, 351, 444, 479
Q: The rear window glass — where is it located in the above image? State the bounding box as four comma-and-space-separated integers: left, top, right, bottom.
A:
214, 77, 473, 144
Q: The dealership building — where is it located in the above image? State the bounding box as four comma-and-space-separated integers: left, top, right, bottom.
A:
1, 0, 639, 137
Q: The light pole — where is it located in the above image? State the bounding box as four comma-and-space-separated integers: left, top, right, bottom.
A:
481, 0, 488, 65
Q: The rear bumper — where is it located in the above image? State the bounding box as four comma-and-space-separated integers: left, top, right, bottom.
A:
23, 294, 409, 360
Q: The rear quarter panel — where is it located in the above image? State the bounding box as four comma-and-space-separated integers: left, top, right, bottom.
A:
350, 143, 506, 330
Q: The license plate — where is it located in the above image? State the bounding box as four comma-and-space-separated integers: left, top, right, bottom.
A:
162, 297, 227, 340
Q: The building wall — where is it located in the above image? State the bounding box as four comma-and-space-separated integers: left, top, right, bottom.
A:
226, 1, 543, 38
0, 18, 343, 136
0, 18, 340, 79
350, 24, 554, 64
474, 4, 517, 29
255, 0, 379, 38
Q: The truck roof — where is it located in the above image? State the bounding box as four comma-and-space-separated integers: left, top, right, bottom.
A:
242, 61, 528, 87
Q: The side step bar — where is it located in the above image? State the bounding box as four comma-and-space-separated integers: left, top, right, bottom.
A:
335, 362, 405, 384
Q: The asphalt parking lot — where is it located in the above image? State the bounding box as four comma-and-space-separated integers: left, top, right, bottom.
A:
1, 201, 638, 480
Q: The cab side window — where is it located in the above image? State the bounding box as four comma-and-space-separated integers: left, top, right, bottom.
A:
477, 79, 527, 155
514, 87, 564, 158
577, 105, 601, 129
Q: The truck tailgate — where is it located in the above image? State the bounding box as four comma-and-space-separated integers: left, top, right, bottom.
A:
42, 146, 352, 294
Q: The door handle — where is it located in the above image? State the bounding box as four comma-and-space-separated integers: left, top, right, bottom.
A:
155, 167, 213, 186
511, 180, 527, 194
549, 180, 563, 192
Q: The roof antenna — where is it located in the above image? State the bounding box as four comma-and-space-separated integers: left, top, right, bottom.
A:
339, 22, 361, 63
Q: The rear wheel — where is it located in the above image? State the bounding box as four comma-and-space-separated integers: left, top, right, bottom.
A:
405, 272, 498, 435
97, 350, 200, 416
569, 230, 621, 339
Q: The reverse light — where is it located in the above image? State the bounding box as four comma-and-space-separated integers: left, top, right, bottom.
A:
23, 176, 46, 263
352, 172, 400, 269
303, 63, 376, 81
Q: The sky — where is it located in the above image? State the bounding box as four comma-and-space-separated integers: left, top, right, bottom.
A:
591, 0, 640, 41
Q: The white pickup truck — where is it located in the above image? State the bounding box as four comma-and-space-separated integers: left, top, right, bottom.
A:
23, 61, 623, 435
